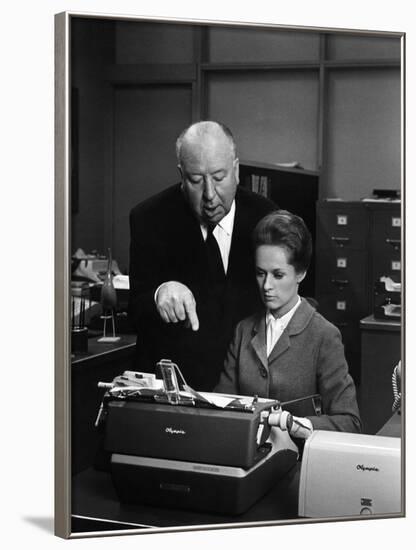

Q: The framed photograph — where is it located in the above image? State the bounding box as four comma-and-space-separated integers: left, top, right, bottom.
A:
55, 11, 404, 539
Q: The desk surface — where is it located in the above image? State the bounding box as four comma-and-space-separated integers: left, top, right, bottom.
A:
71, 413, 402, 535
72, 463, 300, 533
360, 314, 401, 331
72, 334, 136, 366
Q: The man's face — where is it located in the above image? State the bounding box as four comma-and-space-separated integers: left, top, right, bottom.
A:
179, 134, 239, 225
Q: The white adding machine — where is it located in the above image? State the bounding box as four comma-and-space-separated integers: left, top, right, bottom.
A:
298, 430, 402, 518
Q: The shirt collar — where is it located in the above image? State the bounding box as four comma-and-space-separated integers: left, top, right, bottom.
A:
266, 296, 301, 328
216, 200, 235, 236
200, 200, 235, 238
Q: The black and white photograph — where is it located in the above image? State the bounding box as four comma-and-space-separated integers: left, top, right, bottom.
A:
56, 11, 404, 538
2, 1, 414, 549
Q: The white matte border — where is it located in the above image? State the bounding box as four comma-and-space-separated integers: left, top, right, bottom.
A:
2, 1, 414, 550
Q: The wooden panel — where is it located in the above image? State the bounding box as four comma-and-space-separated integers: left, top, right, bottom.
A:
107, 64, 196, 84
325, 69, 401, 200
208, 27, 320, 63
327, 34, 401, 61
115, 21, 196, 64
207, 71, 319, 170
113, 84, 192, 272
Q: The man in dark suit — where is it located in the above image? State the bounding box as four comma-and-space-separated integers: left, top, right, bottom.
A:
128, 121, 275, 390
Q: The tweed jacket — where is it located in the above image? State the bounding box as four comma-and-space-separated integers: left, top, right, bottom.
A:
215, 298, 361, 432
128, 183, 275, 391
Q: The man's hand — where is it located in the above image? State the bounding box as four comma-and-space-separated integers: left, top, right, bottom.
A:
155, 281, 199, 331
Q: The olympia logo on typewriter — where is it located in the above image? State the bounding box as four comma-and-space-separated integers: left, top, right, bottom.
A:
165, 427, 186, 435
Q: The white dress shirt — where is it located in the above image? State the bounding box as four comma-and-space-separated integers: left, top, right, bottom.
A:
266, 296, 301, 357
200, 200, 236, 274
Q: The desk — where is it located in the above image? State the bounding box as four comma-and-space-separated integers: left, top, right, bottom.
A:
71, 463, 300, 533
71, 413, 402, 534
72, 335, 136, 474
359, 315, 401, 435
71, 335, 300, 532
71, 333, 136, 367
70, 328, 402, 534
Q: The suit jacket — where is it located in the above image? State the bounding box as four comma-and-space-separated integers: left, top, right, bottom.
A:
215, 298, 361, 432
128, 183, 276, 390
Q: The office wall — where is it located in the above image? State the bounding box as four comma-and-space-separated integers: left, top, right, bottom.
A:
326, 34, 401, 60
115, 20, 195, 64
71, 20, 401, 272
208, 27, 320, 62
204, 28, 401, 198
111, 22, 195, 270
206, 28, 320, 171
113, 85, 192, 271
71, 18, 115, 256
207, 71, 319, 170
322, 34, 401, 199
325, 68, 400, 199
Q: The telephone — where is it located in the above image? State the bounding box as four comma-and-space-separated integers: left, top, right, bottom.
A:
392, 360, 401, 413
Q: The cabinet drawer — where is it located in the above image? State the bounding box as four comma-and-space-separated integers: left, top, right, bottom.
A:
316, 203, 368, 250
372, 254, 402, 283
316, 249, 367, 296
369, 206, 402, 284
318, 294, 368, 322
371, 208, 401, 243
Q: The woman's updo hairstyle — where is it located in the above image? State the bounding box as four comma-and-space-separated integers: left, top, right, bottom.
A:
253, 209, 312, 274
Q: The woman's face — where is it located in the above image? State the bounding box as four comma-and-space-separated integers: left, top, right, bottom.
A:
255, 244, 306, 317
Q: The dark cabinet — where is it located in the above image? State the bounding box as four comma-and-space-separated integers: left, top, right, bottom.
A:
71, 336, 137, 474
360, 315, 401, 434
315, 200, 401, 385
369, 205, 402, 296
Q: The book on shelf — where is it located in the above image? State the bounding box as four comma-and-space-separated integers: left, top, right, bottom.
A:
251, 174, 260, 193
246, 173, 269, 197
258, 175, 269, 198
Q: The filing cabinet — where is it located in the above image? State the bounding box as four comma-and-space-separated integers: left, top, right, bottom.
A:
315, 200, 401, 385
368, 204, 402, 294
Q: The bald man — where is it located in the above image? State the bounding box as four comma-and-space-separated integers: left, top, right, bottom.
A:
128, 121, 276, 390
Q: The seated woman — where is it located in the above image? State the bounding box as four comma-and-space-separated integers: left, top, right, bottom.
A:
215, 210, 361, 433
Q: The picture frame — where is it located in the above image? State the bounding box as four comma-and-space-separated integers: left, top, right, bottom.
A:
55, 11, 405, 539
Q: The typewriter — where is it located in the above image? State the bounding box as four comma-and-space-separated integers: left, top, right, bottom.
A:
95, 360, 299, 515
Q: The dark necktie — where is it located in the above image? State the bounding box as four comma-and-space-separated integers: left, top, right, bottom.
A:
205, 225, 225, 282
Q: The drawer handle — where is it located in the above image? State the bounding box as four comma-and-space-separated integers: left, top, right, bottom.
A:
385, 238, 401, 251
331, 237, 350, 247
331, 279, 350, 288
334, 322, 348, 328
